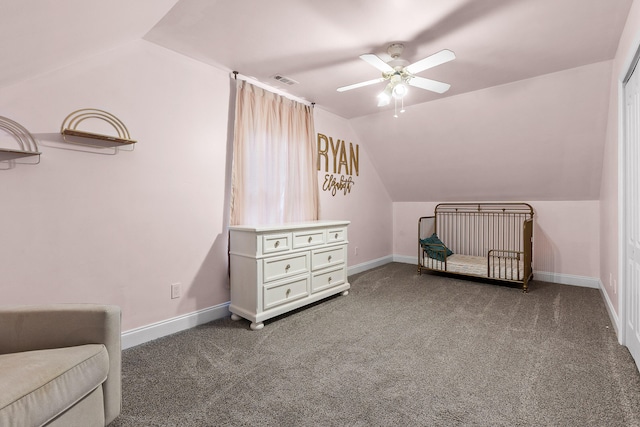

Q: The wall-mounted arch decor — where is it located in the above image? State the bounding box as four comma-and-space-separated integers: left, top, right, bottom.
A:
61, 108, 136, 148
0, 116, 41, 164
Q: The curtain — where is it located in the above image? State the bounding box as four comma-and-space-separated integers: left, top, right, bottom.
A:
230, 80, 319, 226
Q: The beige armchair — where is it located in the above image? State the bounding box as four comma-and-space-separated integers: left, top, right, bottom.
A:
0, 304, 121, 426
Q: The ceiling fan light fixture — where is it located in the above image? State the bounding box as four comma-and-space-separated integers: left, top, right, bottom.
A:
377, 85, 392, 107
377, 93, 391, 107
392, 82, 408, 99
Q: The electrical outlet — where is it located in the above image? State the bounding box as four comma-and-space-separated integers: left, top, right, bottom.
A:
171, 283, 181, 299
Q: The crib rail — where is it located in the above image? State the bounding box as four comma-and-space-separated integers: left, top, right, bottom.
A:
418, 203, 534, 291
434, 203, 533, 257
523, 218, 533, 290
487, 249, 523, 281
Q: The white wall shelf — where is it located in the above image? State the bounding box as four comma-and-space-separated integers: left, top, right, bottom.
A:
60, 108, 136, 148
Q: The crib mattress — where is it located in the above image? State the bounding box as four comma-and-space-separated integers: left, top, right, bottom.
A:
423, 254, 524, 282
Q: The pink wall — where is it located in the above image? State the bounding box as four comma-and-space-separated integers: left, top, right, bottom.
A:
350, 61, 612, 202
0, 40, 394, 332
314, 108, 394, 266
393, 201, 600, 279
352, 54, 612, 290
600, 0, 640, 315
0, 40, 232, 331
532, 201, 600, 278
392, 202, 438, 259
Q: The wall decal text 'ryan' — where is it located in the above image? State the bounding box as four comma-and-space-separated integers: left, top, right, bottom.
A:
317, 133, 358, 196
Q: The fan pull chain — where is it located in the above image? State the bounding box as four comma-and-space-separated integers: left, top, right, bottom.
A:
394, 97, 406, 118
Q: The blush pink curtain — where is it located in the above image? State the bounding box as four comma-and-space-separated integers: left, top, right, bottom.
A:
230, 80, 319, 226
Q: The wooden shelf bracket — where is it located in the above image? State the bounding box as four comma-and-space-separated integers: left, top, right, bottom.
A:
61, 108, 136, 147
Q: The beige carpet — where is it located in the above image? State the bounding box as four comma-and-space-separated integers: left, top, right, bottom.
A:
111, 263, 640, 426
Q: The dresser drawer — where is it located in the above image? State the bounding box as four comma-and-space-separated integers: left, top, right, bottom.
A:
327, 227, 347, 243
311, 246, 345, 271
311, 265, 346, 293
264, 276, 309, 310
229, 220, 349, 329
292, 230, 325, 249
262, 233, 292, 255
263, 252, 309, 283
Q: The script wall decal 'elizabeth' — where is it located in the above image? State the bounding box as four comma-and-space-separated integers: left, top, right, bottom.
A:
317, 133, 358, 196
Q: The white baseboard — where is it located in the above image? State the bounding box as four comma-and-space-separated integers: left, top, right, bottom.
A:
393, 255, 418, 265
348, 255, 394, 276
533, 271, 600, 289
598, 279, 621, 336
121, 302, 230, 350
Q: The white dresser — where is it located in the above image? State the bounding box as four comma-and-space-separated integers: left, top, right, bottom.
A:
229, 220, 350, 330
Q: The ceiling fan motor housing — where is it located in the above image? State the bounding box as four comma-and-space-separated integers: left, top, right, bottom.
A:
387, 43, 404, 59
386, 44, 410, 78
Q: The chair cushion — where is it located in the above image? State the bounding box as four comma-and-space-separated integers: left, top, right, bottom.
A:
0, 344, 109, 427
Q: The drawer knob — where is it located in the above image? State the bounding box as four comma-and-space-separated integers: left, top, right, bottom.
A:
308, 236, 313, 243
285, 264, 290, 272
335, 233, 339, 239
328, 255, 332, 261
275, 241, 280, 248
286, 288, 291, 297
328, 276, 332, 283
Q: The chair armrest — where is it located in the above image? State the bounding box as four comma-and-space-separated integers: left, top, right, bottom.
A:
0, 304, 122, 424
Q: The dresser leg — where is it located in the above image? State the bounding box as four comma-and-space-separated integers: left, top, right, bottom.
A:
341, 290, 349, 296
250, 322, 264, 331
230, 313, 241, 321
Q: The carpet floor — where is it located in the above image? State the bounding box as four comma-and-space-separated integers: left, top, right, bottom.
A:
111, 263, 640, 426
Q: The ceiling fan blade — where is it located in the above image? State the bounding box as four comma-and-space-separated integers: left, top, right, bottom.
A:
359, 54, 395, 73
337, 77, 386, 92
408, 76, 451, 94
405, 49, 456, 75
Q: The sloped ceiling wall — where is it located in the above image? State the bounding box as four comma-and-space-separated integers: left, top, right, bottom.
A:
0, 1, 623, 204
143, 0, 631, 120
350, 61, 612, 202
0, 0, 178, 88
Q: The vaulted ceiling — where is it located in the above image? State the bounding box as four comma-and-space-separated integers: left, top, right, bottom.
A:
1, 0, 634, 201
2, 0, 631, 119
0, 1, 178, 89
144, 0, 632, 118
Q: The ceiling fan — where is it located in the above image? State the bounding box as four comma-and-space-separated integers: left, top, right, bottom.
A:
337, 43, 455, 108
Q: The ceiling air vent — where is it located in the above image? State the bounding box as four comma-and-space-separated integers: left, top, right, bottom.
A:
272, 74, 298, 86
